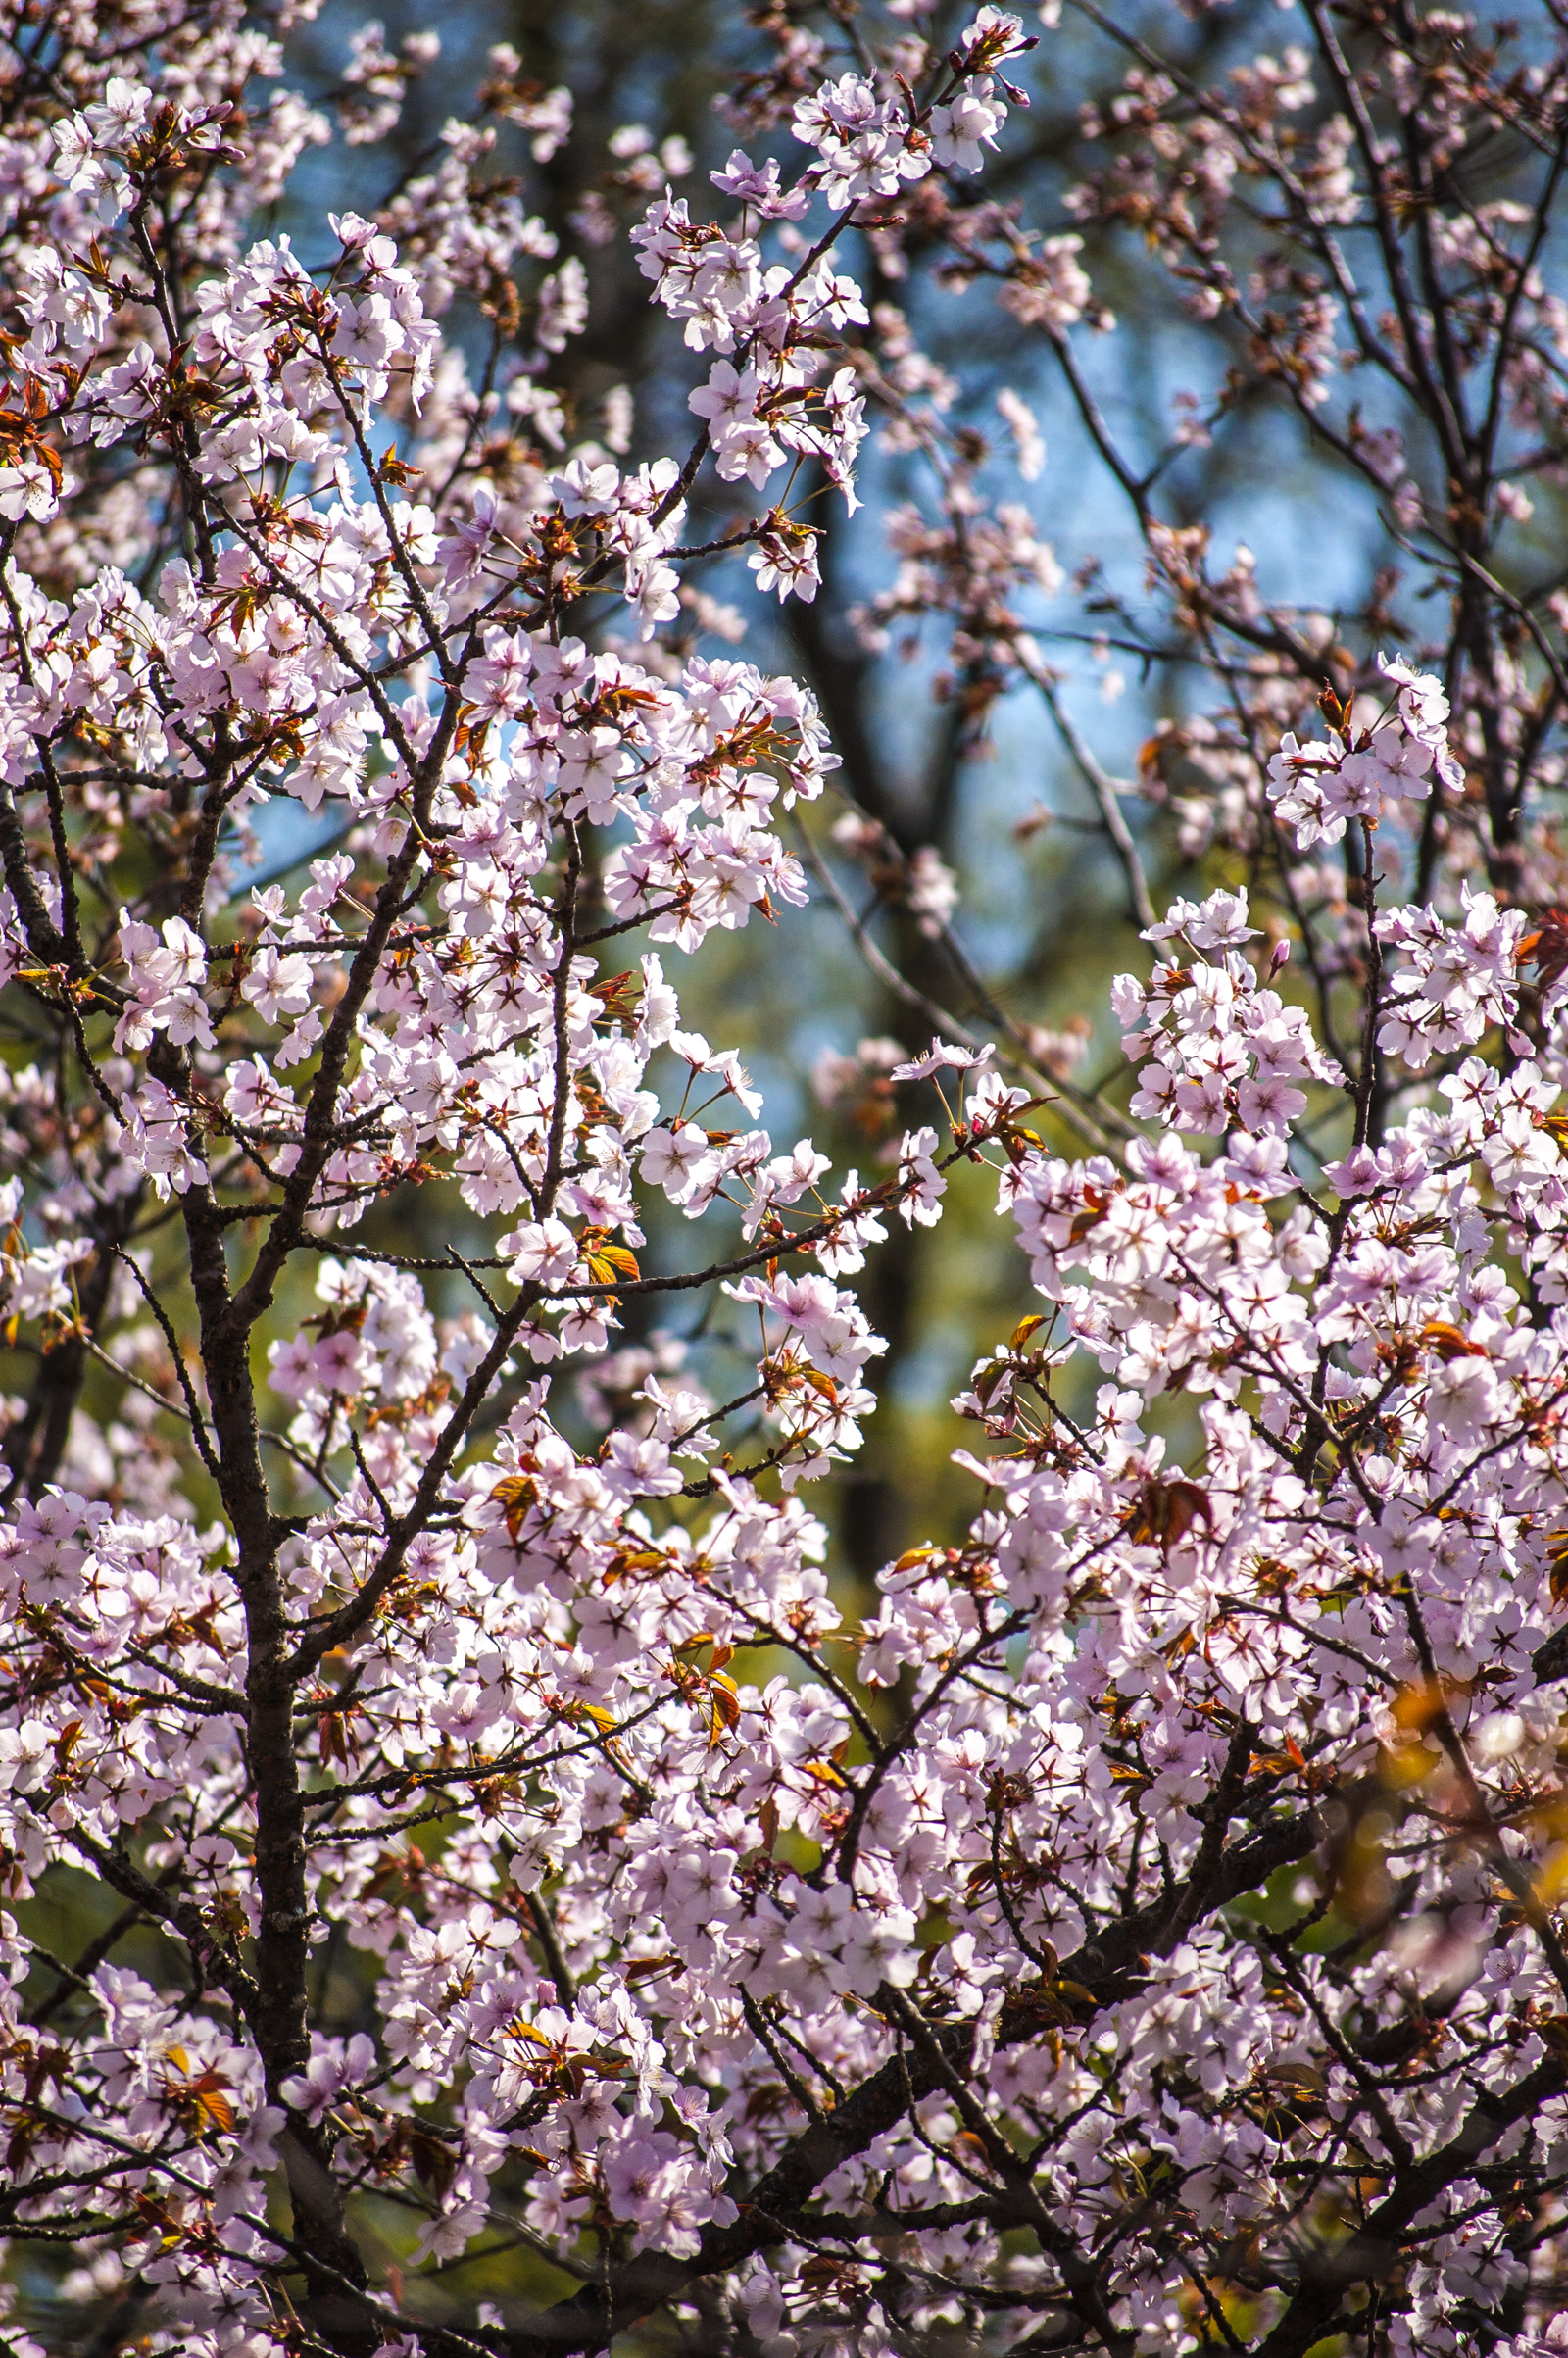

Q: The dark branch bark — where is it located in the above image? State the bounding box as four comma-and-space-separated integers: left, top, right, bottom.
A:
495, 1810, 1321, 2357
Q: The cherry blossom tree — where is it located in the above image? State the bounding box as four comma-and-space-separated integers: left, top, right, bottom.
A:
14, 5, 1568, 2358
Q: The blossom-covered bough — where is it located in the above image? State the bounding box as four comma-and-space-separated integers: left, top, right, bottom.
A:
12, 3, 1568, 2356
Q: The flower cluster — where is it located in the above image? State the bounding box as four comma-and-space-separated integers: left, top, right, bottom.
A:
1266, 655, 1460, 851
10, 6, 1568, 2358
1112, 888, 1343, 1135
